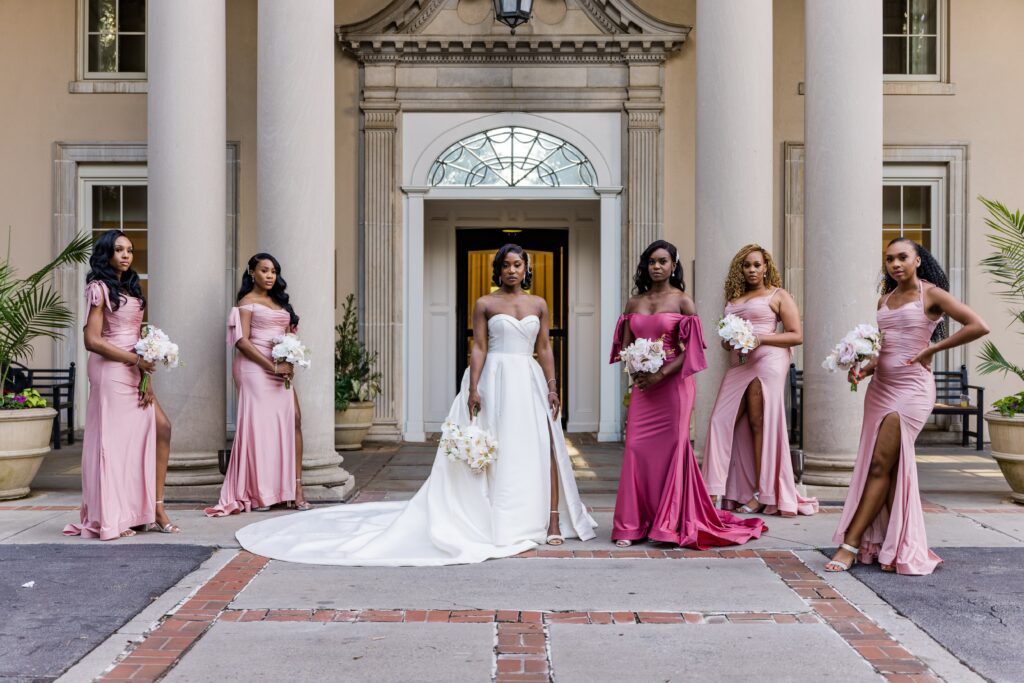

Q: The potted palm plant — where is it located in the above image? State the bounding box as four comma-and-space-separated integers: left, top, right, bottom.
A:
335, 293, 381, 450
1, 231, 91, 499
977, 197, 1024, 504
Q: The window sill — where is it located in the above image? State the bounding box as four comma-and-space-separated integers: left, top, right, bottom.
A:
797, 81, 956, 96
68, 80, 148, 94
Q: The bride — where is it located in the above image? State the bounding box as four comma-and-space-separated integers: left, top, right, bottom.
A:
236, 244, 597, 566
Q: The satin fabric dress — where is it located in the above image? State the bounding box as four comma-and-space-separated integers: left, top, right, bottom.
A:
63, 281, 155, 540
206, 304, 297, 516
833, 281, 942, 575
701, 290, 818, 516
235, 314, 597, 566
610, 313, 767, 547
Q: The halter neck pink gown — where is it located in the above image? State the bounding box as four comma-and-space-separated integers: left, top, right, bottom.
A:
702, 289, 817, 516
63, 281, 155, 540
610, 313, 767, 547
833, 281, 942, 575
206, 304, 296, 516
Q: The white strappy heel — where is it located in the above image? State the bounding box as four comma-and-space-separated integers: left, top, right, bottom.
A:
824, 543, 860, 572
545, 510, 564, 546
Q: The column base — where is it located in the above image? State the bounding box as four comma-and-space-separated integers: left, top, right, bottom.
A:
166, 450, 225, 487
801, 452, 857, 487
804, 484, 851, 504
366, 420, 402, 443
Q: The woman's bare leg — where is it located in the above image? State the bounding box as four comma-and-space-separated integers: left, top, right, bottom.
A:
152, 399, 175, 529
293, 392, 307, 507
547, 424, 562, 543
826, 413, 901, 569
741, 379, 765, 510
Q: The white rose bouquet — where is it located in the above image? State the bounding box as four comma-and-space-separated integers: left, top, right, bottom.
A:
822, 324, 883, 391
618, 338, 667, 376
271, 333, 311, 389
440, 418, 498, 474
718, 313, 758, 364
134, 325, 180, 396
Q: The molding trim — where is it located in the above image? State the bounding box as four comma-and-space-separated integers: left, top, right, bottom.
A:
69, 80, 148, 94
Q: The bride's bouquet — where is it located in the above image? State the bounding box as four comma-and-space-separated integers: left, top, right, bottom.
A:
619, 338, 667, 376
272, 333, 311, 389
440, 418, 498, 474
134, 325, 180, 396
822, 324, 884, 391
718, 313, 757, 364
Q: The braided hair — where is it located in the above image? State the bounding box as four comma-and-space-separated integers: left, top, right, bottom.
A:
881, 237, 949, 341
633, 240, 685, 294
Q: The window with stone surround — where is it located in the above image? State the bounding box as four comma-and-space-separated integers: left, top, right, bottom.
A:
79, 0, 146, 80
883, 0, 946, 81
428, 127, 597, 188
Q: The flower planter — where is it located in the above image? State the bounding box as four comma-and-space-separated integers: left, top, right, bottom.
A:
335, 401, 375, 451
0, 407, 56, 500
985, 411, 1024, 505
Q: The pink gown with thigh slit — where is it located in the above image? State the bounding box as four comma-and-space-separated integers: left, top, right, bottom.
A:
63, 281, 155, 540
833, 281, 942, 575
701, 289, 818, 516
205, 304, 296, 516
610, 313, 767, 547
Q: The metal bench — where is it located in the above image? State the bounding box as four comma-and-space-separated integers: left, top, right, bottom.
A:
4, 361, 76, 450
788, 362, 985, 450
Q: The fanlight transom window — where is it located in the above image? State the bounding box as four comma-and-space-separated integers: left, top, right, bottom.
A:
428, 127, 597, 188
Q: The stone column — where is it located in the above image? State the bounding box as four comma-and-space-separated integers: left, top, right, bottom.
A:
802, 0, 882, 486
693, 0, 774, 451
257, 0, 352, 499
624, 102, 663, 276
361, 102, 402, 442
402, 186, 429, 443
148, 0, 226, 487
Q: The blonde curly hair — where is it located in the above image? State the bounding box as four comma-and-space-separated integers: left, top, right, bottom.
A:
724, 244, 782, 302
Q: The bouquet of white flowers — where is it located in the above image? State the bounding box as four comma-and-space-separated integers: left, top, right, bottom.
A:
718, 313, 757, 364
271, 333, 311, 389
134, 325, 180, 396
618, 337, 667, 376
440, 418, 498, 474
822, 323, 884, 391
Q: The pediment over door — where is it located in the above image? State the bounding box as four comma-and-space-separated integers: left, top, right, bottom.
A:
337, 0, 690, 65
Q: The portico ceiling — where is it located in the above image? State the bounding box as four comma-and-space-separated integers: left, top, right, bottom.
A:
337, 0, 690, 64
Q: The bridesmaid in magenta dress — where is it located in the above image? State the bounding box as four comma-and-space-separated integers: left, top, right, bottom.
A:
826, 239, 988, 575
702, 244, 817, 517
64, 230, 177, 540
206, 253, 310, 516
609, 240, 767, 548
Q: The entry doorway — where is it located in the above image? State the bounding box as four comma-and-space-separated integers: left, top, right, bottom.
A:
455, 228, 569, 425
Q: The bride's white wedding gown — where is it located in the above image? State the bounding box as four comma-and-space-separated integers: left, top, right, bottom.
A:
235, 313, 597, 566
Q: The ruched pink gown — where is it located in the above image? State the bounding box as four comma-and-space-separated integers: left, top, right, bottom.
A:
833, 282, 942, 575
610, 313, 767, 547
702, 290, 818, 516
64, 281, 155, 540
206, 304, 296, 516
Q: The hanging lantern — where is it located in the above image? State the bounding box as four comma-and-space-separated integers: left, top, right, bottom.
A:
493, 0, 533, 34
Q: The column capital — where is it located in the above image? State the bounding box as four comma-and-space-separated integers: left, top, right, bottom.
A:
401, 186, 431, 196
594, 186, 624, 197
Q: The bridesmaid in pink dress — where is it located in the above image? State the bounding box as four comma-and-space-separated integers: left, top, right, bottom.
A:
702, 244, 817, 517
206, 253, 310, 516
64, 230, 177, 540
826, 239, 988, 575
610, 240, 767, 548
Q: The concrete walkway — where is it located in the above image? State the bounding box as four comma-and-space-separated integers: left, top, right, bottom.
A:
1, 438, 1020, 682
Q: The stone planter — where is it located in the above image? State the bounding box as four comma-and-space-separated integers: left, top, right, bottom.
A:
335, 401, 375, 451
0, 407, 57, 500
985, 411, 1024, 505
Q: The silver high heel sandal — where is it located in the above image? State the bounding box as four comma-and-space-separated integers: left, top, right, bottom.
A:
146, 501, 181, 533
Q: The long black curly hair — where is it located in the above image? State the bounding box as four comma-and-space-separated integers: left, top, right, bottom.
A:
237, 253, 299, 328
85, 230, 145, 312
633, 240, 685, 295
491, 243, 533, 290
881, 237, 948, 341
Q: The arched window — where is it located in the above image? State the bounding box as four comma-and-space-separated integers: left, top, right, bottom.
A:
428, 127, 597, 188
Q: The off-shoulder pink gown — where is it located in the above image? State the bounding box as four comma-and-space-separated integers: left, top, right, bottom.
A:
610, 313, 767, 547
63, 281, 155, 540
833, 281, 942, 575
702, 290, 818, 516
206, 304, 296, 516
